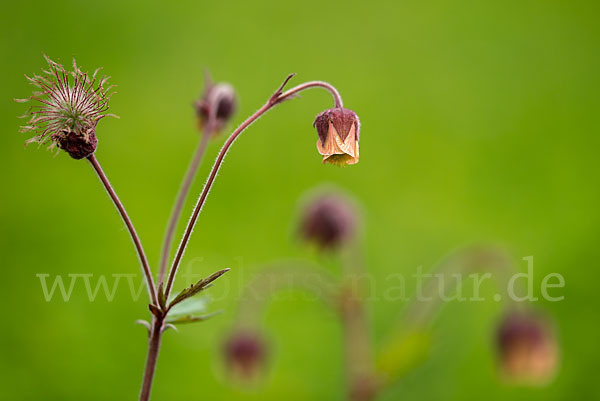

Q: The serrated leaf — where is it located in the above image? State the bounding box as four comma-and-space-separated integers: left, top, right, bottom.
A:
168, 268, 230, 310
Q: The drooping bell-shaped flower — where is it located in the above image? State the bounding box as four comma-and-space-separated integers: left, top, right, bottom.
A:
313, 107, 360, 166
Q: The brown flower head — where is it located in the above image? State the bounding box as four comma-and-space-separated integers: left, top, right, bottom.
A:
223, 330, 268, 380
497, 310, 558, 385
16, 55, 116, 159
299, 191, 358, 250
195, 72, 237, 136
313, 107, 360, 166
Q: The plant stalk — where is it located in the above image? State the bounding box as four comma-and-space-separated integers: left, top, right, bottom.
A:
138, 318, 164, 401
87, 154, 157, 305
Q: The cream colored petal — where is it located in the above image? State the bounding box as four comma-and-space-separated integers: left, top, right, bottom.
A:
336, 124, 357, 158
316, 123, 342, 156
344, 141, 359, 165
316, 122, 360, 165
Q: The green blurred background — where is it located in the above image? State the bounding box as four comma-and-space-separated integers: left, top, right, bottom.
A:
1, 0, 599, 399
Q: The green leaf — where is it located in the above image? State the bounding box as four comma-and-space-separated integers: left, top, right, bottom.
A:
166, 310, 223, 325
168, 268, 230, 310
168, 297, 208, 317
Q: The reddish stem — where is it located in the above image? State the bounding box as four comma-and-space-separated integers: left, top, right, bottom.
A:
87, 154, 158, 305
138, 318, 164, 401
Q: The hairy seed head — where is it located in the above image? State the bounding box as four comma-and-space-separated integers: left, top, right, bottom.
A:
16, 55, 117, 158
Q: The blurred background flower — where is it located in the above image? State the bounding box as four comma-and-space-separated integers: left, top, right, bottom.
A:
223, 329, 269, 381
496, 310, 558, 385
298, 189, 359, 250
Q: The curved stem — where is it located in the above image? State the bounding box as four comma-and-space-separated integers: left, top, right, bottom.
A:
279, 80, 344, 108
87, 154, 158, 305
164, 77, 344, 298
158, 133, 210, 286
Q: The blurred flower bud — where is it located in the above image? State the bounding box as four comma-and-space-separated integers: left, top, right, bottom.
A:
195, 76, 237, 135
16, 56, 115, 159
299, 191, 358, 250
223, 330, 267, 380
313, 108, 360, 166
497, 310, 558, 385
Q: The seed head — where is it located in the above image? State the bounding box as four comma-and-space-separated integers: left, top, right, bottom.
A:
497, 310, 558, 385
313, 107, 360, 166
195, 72, 237, 136
299, 191, 358, 250
16, 56, 116, 159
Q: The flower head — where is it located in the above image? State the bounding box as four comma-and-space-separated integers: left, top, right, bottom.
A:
497, 310, 558, 385
195, 72, 237, 136
299, 190, 358, 250
313, 107, 360, 166
16, 55, 116, 159
223, 329, 268, 380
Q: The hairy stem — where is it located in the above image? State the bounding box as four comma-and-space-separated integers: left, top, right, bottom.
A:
158, 133, 210, 285
87, 154, 157, 305
138, 318, 164, 401
164, 77, 344, 298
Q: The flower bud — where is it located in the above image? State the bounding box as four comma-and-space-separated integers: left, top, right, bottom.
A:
313, 108, 360, 166
223, 330, 267, 380
195, 82, 237, 135
496, 311, 558, 385
299, 191, 358, 250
